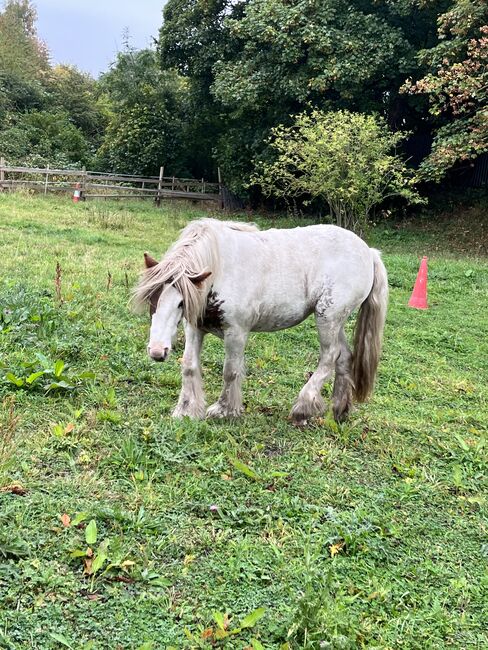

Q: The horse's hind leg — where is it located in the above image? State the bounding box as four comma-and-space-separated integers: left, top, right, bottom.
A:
207, 326, 248, 418
173, 323, 206, 419
332, 327, 353, 422
290, 316, 340, 426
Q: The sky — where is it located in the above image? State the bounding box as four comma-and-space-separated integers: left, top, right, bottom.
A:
34, 0, 166, 77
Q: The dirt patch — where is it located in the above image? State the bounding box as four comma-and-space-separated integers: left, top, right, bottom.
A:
397, 204, 488, 257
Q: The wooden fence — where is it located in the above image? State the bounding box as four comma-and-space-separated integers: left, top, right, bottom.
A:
0, 158, 223, 207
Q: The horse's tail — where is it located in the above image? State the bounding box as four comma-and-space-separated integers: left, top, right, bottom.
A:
352, 249, 388, 403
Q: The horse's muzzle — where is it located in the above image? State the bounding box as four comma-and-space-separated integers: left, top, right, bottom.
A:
148, 345, 170, 362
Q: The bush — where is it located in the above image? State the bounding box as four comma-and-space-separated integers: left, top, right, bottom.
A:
252, 109, 423, 232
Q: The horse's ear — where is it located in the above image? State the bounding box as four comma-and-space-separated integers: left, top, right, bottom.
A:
144, 252, 158, 269
189, 271, 212, 287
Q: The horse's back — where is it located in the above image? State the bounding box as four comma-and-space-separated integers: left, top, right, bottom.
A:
214, 223, 375, 332
226, 223, 373, 288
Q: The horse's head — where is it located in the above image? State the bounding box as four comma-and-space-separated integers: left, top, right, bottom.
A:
143, 253, 211, 362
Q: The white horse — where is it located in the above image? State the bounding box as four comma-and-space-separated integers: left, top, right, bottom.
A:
133, 218, 388, 425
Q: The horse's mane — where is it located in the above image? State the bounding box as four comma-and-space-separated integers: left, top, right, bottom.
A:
132, 218, 259, 326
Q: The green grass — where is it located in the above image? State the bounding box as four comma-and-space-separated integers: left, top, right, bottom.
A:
0, 194, 487, 650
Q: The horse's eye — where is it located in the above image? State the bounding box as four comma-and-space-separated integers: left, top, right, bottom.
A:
178, 301, 183, 309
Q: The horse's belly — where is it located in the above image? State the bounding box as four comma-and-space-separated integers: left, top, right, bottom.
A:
250, 305, 313, 332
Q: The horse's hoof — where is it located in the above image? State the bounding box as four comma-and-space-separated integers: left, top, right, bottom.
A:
172, 404, 205, 419
206, 403, 226, 419
332, 400, 352, 423
332, 393, 352, 423
332, 409, 350, 423
290, 412, 309, 427
206, 403, 243, 419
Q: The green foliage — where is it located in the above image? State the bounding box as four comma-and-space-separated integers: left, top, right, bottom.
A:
48, 64, 108, 142
212, 0, 412, 112
0, 109, 91, 166
159, 0, 247, 181
402, 0, 488, 180
159, 0, 447, 193
0, 70, 45, 120
0, 1, 104, 167
2, 351, 95, 393
159, 0, 238, 82
98, 48, 190, 176
0, 285, 56, 340
0, 0, 49, 83
252, 110, 422, 232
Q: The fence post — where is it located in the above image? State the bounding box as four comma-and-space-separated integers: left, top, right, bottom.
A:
156, 166, 164, 207
0, 157, 4, 192
44, 164, 49, 195
81, 166, 86, 201
217, 166, 224, 210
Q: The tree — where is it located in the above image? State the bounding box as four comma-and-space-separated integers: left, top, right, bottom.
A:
159, 0, 247, 181
0, 0, 49, 82
0, 1, 102, 167
252, 110, 422, 232
98, 48, 190, 176
0, 0, 48, 126
158, 0, 445, 193
402, 0, 488, 181
212, 0, 413, 114
48, 65, 107, 142
0, 110, 91, 166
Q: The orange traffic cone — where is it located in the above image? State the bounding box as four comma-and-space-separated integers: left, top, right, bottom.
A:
408, 256, 428, 309
72, 182, 81, 203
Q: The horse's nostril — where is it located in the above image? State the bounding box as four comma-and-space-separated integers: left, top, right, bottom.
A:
148, 345, 170, 361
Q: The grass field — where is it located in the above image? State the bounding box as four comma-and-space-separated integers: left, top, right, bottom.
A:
0, 194, 487, 649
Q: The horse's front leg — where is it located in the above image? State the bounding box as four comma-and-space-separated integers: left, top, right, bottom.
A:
172, 322, 206, 419
207, 326, 248, 418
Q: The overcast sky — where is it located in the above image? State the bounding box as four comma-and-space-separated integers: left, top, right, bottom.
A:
34, 0, 166, 77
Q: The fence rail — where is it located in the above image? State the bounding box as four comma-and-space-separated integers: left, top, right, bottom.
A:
0, 159, 223, 207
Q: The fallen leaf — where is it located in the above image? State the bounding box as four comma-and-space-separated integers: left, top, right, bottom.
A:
84, 558, 93, 575
64, 423, 75, 434
330, 541, 345, 557
201, 628, 214, 640
60, 513, 71, 527
0, 483, 27, 495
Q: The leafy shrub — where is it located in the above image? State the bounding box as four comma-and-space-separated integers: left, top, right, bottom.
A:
252, 109, 423, 233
